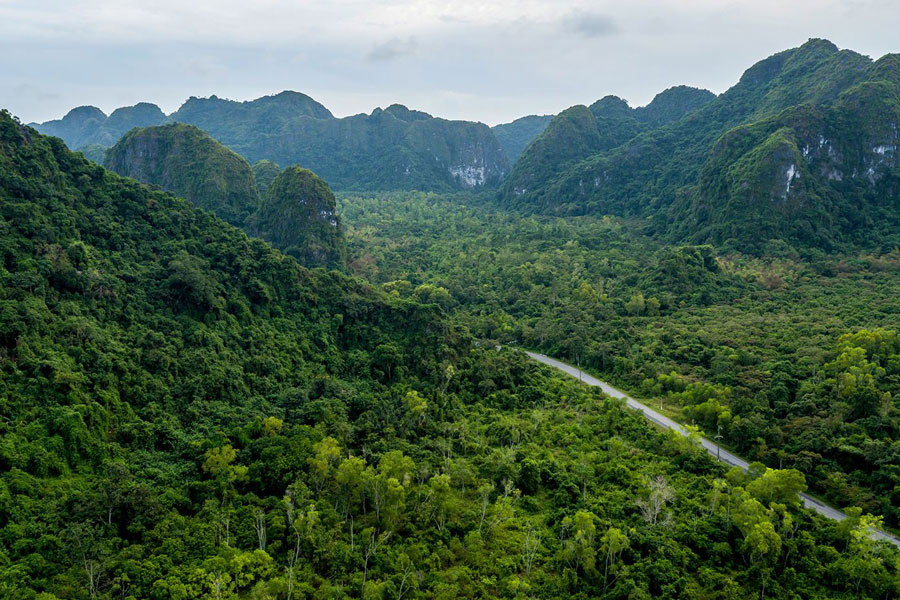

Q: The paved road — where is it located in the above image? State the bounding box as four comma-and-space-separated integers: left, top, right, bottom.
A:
525, 350, 900, 548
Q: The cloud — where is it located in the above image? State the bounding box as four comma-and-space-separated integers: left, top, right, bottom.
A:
561, 10, 618, 38
366, 37, 418, 62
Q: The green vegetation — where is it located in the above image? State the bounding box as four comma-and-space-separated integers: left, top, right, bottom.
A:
4, 108, 900, 599
250, 166, 344, 269
105, 123, 261, 228
502, 39, 900, 253
491, 115, 553, 164
502, 87, 713, 206
253, 160, 283, 198
188, 101, 508, 192
339, 191, 900, 533
31, 103, 165, 152
105, 124, 344, 269
680, 54, 900, 252
77, 144, 108, 165
9, 36, 900, 600
35, 91, 512, 193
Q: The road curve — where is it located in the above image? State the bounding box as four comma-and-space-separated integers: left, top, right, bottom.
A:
524, 350, 900, 548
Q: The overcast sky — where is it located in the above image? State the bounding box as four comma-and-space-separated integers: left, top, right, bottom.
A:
2, 0, 899, 126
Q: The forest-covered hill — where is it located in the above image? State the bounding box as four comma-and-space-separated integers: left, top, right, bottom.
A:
501, 39, 900, 253
105, 124, 344, 269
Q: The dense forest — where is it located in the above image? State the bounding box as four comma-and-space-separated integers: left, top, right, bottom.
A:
104, 124, 345, 269
504, 39, 900, 253
339, 191, 900, 532
7, 35, 900, 600
4, 108, 900, 599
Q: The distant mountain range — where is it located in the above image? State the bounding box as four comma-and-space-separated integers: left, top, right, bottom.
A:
31, 92, 538, 193
30, 38, 900, 253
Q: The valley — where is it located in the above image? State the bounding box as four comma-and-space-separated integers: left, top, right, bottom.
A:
3, 35, 900, 600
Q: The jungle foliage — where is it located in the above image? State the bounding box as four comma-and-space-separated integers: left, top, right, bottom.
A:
340, 191, 900, 535
3, 111, 899, 600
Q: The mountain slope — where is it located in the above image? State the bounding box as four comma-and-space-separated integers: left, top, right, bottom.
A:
249, 166, 345, 269
502, 88, 714, 203
491, 114, 553, 163
678, 53, 900, 252
169, 90, 334, 145
31, 102, 166, 150
105, 124, 345, 267
178, 101, 509, 191
34, 91, 511, 192
105, 123, 261, 228
3, 110, 899, 599
503, 39, 871, 224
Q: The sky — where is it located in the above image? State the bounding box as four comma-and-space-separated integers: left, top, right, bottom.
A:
2, 0, 900, 126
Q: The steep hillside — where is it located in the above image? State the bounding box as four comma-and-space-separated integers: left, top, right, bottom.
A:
169, 90, 334, 144
503, 39, 872, 228
251, 159, 282, 197
106, 124, 345, 267
250, 166, 344, 269
501, 105, 606, 201
3, 109, 899, 599
105, 123, 260, 228
633, 85, 717, 127
491, 114, 553, 163
502, 87, 714, 202
679, 52, 900, 252
34, 91, 510, 192
29, 105, 107, 148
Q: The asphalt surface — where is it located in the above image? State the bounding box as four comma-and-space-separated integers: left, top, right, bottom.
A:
525, 350, 900, 548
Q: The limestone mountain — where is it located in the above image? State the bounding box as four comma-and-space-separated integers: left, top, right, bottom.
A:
678, 53, 900, 252
499, 39, 900, 252
31, 102, 165, 150
105, 123, 260, 229
251, 159, 282, 197
34, 91, 511, 192
29, 105, 106, 148
105, 123, 344, 267
632, 85, 717, 127
501, 88, 714, 202
168, 90, 334, 146
249, 166, 344, 269
175, 100, 509, 191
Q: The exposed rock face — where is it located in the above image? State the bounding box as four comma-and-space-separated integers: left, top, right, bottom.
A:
498, 39, 900, 252
105, 123, 260, 228
687, 61, 900, 251
35, 91, 509, 192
